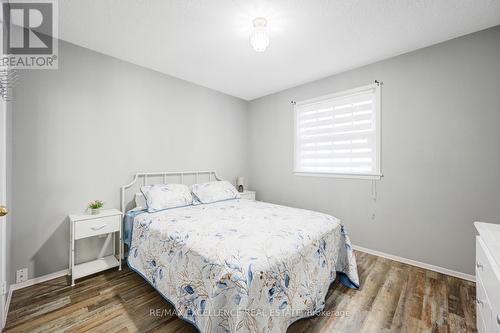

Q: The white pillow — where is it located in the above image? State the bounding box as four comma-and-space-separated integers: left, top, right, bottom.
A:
141, 184, 193, 212
134, 192, 147, 209
191, 180, 240, 204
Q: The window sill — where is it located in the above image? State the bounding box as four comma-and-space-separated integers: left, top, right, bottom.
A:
293, 171, 383, 180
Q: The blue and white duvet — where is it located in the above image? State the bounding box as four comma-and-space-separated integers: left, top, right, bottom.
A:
127, 199, 359, 333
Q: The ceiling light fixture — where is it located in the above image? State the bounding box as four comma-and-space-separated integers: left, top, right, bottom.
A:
250, 17, 269, 52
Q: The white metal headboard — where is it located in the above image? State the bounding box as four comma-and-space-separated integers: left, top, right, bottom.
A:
120, 170, 222, 213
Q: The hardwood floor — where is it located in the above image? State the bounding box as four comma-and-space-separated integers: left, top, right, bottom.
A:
4, 251, 476, 333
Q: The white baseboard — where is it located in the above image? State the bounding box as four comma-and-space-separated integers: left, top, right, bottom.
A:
353, 244, 476, 282
9, 269, 69, 292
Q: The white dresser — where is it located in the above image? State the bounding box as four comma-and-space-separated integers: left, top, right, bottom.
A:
475, 222, 500, 333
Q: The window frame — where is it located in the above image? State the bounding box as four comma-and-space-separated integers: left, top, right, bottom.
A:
293, 83, 382, 180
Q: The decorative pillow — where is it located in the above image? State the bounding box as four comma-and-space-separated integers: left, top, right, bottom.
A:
191, 180, 240, 204
141, 184, 193, 212
134, 192, 147, 209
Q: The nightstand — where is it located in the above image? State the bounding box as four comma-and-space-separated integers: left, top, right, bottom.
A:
69, 208, 122, 286
240, 190, 256, 201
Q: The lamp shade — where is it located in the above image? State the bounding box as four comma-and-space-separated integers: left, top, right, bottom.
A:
236, 176, 244, 192
236, 177, 244, 186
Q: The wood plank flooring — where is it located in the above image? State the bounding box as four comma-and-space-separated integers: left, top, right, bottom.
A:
4, 251, 477, 332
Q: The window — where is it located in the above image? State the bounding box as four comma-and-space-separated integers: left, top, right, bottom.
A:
294, 84, 381, 179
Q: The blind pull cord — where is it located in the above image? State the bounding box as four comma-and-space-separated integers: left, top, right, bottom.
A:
371, 179, 377, 201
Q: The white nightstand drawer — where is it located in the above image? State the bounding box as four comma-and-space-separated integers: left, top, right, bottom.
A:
74, 215, 120, 240
240, 190, 256, 201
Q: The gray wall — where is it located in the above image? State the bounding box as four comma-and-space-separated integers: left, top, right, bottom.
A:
11, 40, 248, 281
247, 26, 500, 275
10, 26, 500, 281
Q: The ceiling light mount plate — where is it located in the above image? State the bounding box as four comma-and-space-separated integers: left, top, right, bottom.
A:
252, 17, 267, 28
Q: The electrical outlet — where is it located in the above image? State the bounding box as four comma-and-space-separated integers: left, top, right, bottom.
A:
16, 268, 28, 284
371, 213, 376, 221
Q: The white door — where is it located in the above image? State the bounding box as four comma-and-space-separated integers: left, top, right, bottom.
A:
0, 98, 7, 329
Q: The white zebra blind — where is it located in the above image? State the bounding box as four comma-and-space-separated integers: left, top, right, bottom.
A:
294, 84, 381, 178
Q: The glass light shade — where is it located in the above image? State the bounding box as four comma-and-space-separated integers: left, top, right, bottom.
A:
250, 17, 269, 52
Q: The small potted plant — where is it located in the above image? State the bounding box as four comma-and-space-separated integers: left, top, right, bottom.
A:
88, 200, 104, 215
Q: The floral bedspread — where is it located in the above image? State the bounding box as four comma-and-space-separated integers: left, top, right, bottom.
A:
127, 199, 359, 333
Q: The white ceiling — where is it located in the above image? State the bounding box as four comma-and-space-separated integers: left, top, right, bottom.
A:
59, 0, 500, 100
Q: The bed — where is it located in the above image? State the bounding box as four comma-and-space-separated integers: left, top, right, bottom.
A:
121, 171, 359, 333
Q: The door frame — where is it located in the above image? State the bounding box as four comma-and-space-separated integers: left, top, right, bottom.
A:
0, 96, 7, 329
